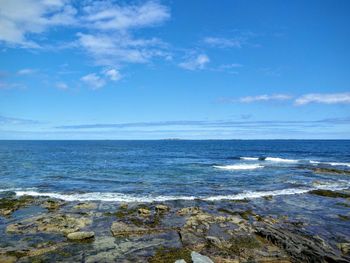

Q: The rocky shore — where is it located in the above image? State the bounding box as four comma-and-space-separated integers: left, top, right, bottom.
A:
0, 189, 350, 263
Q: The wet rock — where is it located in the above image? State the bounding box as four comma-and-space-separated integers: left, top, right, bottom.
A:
27, 243, 65, 257
67, 231, 95, 241
337, 243, 350, 254
138, 207, 151, 216
191, 251, 214, 263
119, 202, 128, 209
177, 207, 202, 216
73, 202, 97, 210
206, 236, 223, 248
111, 221, 151, 237
312, 167, 350, 175
149, 247, 192, 263
179, 228, 205, 246
6, 213, 92, 235
0, 195, 34, 216
309, 189, 350, 198
263, 195, 273, 201
155, 204, 170, 213
255, 223, 349, 262
42, 199, 64, 211
0, 255, 17, 263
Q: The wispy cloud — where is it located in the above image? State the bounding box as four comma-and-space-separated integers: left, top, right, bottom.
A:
179, 54, 210, 70
0, 115, 40, 125
104, 69, 122, 81
17, 68, 36, 75
295, 93, 350, 105
55, 82, 69, 90
55, 117, 350, 130
203, 37, 243, 48
240, 94, 292, 103
81, 73, 106, 90
83, 1, 170, 31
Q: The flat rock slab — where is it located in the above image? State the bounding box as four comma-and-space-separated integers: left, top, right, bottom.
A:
191, 251, 214, 263
67, 231, 95, 240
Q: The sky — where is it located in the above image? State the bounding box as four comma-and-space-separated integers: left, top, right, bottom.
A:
0, 0, 350, 140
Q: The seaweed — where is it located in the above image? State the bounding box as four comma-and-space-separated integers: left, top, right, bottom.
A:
149, 247, 192, 263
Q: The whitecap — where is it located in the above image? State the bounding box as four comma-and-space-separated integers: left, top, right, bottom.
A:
213, 164, 264, 170
264, 157, 298, 163
328, 162, 350, 168
13, 181, 350, 202
240, 157, 260, 161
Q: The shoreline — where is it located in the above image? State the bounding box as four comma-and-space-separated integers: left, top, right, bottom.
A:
1, 189, 350, 262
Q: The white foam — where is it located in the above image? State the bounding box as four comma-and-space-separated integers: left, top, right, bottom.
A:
213, 164, 264, 170
265, 157, 298, 163
13, 182, 350, 202
240, 157, 259, 161
309, 160, 320, 164
14, 191, 197, 202
309, 160, 350, 167
328, 162, 350, 168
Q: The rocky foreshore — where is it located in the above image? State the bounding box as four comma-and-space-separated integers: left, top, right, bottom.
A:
0, 190, 350, 263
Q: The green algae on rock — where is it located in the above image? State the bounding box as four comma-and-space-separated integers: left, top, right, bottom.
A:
309, 189, 350, 198
0, 195, 35, 216
149, 247, 192, 263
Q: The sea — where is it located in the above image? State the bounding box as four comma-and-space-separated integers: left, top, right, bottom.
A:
1, 140, 350, 202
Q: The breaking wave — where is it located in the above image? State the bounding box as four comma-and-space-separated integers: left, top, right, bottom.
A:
213, 164, 264, 170
11, 182, 350, 202
264, 157, 299, 163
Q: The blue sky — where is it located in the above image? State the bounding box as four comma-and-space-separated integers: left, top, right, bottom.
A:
0, 0, 350, 139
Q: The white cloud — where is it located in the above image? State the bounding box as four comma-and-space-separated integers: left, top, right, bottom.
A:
55, 82, 68, 90
203, 37, 243, 48
239, 94, 292, 103
179, 54, 210, 70
0, 0, 77, 46
295, 93, 350, 105
104, 69, 121, 81
76, 33, 169, 66
83, 1, 170, 31
17, 68, 36, 75
81, 73, 106, 90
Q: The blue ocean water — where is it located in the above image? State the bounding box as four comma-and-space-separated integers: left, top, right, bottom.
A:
0, 140, 350, 202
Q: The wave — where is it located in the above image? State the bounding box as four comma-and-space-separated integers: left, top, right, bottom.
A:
328, 162, 350, 168
12, 182, 350, 202
309, 160, 350, 167
213, 164, 264, 170
240, 157, 260, 161
264, 157, 299, 163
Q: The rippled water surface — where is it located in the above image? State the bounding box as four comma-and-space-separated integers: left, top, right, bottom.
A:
1, 140, 350, 201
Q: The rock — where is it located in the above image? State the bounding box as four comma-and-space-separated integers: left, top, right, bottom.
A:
312, 167, 350, 175
177, 207, 201, 216
175, 260, 187, 263
73, 202, 97, 210
0, 195, 34, 216
155, 204, 170, 213
0, 255, 17, 263
119, 202, 128, 209
206, 236, 223, 248
67, 231, 95, 240
255, 223, 348, 262
179, 229, 205, 246
42, 199, 63, 210
6, 213, 92, 235
138, 208, 151, 216
337, 243, 350, 254
309, 189, 350, 198
111, 221, 151, 237
191, 251, 214, 263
